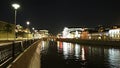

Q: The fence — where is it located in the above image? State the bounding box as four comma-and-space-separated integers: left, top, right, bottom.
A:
0, 39, 38, 68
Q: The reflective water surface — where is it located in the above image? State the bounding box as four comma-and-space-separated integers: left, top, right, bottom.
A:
41, 41, 120, 68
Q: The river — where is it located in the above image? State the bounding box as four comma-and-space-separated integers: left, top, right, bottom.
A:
40, 41, 120, 68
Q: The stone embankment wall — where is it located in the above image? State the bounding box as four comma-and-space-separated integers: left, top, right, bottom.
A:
57, 38, 120, 46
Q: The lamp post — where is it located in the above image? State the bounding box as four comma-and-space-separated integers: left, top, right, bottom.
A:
26, 21, 30, 40
12, 3, 20, 40
26, 21, 30, 26
32, 27, 35, 40
12, 3, 20, 58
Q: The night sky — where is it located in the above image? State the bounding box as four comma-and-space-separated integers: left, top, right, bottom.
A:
0, 0, 120, 35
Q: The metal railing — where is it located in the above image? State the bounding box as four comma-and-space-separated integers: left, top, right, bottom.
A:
0, 39, 38, 67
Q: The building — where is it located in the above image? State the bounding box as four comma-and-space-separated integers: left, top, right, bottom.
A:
0, 21, 14, 40
87, 28, 109, 40
108, 28, 120, 40
39, 30, 49, 38
33, 30, 49, 39
62, 27, 88, 38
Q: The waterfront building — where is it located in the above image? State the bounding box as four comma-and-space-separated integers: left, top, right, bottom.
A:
61, 26, 118, 40
80, 31, 89, 39
0, 21, 14, 40
109, 28, 120, 40
88, 28, 109, 40
62, 27, 85, 38
39, 30, 49, 38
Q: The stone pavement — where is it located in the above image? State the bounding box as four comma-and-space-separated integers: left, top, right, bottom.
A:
7, 40, 41, 68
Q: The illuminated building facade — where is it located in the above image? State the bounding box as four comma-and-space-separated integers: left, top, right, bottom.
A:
62, 27, 85, 38
61, 26, 120, 40
81, 31, 89, 39
38, 30, 49, 38
109, 28, 120, 40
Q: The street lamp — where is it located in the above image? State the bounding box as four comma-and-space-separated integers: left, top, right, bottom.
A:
26, 21, 30, 26
12, 3, 20, 40
26, 21, 30, 39
26, 21, 30, 33
32, 27, 35, 30
11, 3, 20, 58
32, 27, 35, 40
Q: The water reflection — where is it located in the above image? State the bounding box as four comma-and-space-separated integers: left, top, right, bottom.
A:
81, 47, 85, 61
75, 44, 80, 59
57, 41, 120, 68
41, 41, 49, 54
63, 42, 75, 59
57, 41, 86, 61
57, 42, 63, 54
108, 49, 120, 68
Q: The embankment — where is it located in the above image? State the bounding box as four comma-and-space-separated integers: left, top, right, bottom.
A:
57, 38, 120, 47
7, 40, 41, 68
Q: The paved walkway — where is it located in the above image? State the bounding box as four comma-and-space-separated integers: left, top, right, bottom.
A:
28, 42, 41, 68
7, 40, 41, 68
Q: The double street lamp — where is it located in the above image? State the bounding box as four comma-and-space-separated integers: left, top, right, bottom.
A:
12, 3, 20, 40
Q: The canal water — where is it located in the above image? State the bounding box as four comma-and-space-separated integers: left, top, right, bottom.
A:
40, 41, 120, 68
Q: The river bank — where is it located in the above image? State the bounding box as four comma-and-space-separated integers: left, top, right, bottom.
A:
56, 38, 120, 47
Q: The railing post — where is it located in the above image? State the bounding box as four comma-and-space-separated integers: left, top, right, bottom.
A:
12, 41, 15, 59
20, 41, 24, 51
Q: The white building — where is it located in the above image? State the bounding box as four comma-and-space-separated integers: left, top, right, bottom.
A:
62, 27, 85, 38
109, 28, 120, 40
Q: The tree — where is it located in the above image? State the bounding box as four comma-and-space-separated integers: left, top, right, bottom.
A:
4, 23, 12, 40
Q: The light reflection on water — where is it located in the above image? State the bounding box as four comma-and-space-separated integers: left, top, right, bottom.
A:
57, 42, 86, 61
41, 41, 120, 68
108, 49, 120, 68
41, 41, 49, 54
57, 41, 120, 68
75, 44, 80, 59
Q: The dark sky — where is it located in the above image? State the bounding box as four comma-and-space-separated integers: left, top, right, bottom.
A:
0, 0, 120, 35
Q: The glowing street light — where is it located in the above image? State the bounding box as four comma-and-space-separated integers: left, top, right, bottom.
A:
26, 21, 30, 26
12, 3, 20, 10
32, 27, 35, 39
12, 3, 20, 39
11, 3, 20, 58
32, 27, 35, 30
26, 21, 30, 40
26, 21, 30, 32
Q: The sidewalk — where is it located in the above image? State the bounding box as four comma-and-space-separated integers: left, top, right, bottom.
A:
28, 41, 41, 68
7, 40, 41, 68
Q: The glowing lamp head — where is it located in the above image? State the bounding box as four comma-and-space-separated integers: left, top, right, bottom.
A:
32, 28, 35, 30
12, 3, 20, 10
26, 21, 30, 25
